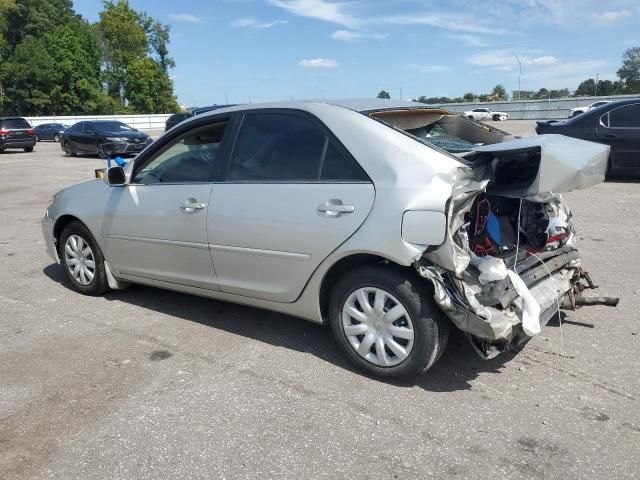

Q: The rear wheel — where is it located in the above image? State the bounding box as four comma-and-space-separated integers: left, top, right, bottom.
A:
63, 142, 76, 157
468, 115, 474, 121
59, 221, 109, 295
24, 146, 33, 152
329, 264, 449, 379
35, 135, 40, 142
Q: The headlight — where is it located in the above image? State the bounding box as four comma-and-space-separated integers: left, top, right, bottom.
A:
105, 137, 127, 142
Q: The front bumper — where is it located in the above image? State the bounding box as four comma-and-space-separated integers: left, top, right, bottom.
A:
41, 212, 59, 263
109, 140, 150, 155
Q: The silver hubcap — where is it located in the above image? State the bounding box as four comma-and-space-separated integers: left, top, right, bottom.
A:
64, 235, 96, 286
342, 287, 414, 367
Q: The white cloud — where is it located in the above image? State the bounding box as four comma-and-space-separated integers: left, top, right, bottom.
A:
231, 17, 288, 28
331, 30, 387, 41
374, 13, 508, 35
592, 9, 632, 22
168, 13, 203, 23
299, 58, 339, 68
467, 50, 559, 66
407, 64, 450, 73
448, 34, 489, 47
268, 0, 358, 28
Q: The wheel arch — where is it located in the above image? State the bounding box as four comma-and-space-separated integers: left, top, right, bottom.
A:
53, 214, 89, 255
318, 253, 416, 321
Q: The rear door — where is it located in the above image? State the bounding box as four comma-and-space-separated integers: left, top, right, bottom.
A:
208, 110, 375, 303
598, 103, 640, 173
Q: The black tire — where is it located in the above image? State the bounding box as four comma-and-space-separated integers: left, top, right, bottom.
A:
24, 146, 33, 152
35, 135, 40, 142
59, 221, 109, 295
329, 264, 449, 380
54, 134, 60, 142
63, 142, 76, 157
97, 145, 107, 159
468, 115, 474, 121
492, 114, 501, 121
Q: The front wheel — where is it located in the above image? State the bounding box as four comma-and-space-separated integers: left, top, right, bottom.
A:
54, 134, 60, 142
35, 135, 40, 142
59, 221, 109, 295
329, 264, 449, 379
63, 142, 76, 157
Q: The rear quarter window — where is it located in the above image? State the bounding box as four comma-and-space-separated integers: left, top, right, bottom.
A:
1, 118, 31, 129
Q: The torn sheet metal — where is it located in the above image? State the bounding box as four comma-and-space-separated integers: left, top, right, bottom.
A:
472, 134, 609, 195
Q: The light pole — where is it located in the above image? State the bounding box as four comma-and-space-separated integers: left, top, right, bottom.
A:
512, 52, 522, 101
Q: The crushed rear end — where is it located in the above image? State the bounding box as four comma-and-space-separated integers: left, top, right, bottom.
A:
369, 108, 618, 358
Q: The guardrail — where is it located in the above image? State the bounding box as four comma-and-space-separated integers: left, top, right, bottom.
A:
23, 114, 172, 130
432, 94, 640, 120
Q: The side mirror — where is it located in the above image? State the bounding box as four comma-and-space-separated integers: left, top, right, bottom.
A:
104, 166, 126, 186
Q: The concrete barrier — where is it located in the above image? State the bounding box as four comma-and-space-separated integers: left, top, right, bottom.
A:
23, 114, 172, 130
432, 94, 640, 120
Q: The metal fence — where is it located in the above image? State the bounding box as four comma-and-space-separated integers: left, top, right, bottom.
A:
23, 114, 172, 130
433, 94, 640, 120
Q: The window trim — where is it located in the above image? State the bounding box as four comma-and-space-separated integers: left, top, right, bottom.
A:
221, 108, 372, 184
129, 116, 235, 186
606, 103, 640, 130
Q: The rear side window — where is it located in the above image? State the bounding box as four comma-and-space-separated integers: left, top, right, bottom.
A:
1, 118, 30, 129
609, 104, 640, 128
227, 112, 368, 182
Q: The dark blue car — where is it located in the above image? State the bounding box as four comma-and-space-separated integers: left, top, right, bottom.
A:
34, 123, 70, 142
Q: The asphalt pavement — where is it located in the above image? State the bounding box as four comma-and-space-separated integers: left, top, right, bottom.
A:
1, 126, 639, 479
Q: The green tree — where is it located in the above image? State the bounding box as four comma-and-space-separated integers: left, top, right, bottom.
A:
617, 47, 640, 93
491, 84, 507, 100
462, 92, 475, 102
125, 57, 178, 113
95, 0, 147, 104
2, 36, 60, 114
574, 78, 597, 96
376, 90, 390, 99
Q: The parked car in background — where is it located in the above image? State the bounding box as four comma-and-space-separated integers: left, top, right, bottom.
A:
463, 108, 509, 121
568, 100, 611, 117
0, 117, 36, 153
536, 98, 640, 176
43, 100, 615, 379
34, 123, 70, 142
164, 105, 238, 132
61, 120, 152, 158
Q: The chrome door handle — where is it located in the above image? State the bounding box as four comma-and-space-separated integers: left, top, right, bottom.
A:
317, 200, 355, 217
180, 201, 206, 213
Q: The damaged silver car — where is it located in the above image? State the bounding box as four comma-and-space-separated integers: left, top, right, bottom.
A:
42, 99, 617, 379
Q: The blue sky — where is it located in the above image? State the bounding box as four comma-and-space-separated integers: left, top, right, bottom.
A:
74, 0, 640, 106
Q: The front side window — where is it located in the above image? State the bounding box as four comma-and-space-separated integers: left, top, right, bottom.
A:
133, 121, 229, 184
609, 104, 640, 128
83, 123, 95, 133
227, 113, 368, 182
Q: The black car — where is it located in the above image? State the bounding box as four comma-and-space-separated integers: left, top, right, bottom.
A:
164, 105, 237, 132
536, 98, 640, 176
0, 117, 36, 153
34, 123, 69, 142
62, 120, 152, 158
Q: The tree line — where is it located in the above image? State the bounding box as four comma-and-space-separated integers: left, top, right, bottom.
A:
0, 0, 179, 116
377, 47, 640, 104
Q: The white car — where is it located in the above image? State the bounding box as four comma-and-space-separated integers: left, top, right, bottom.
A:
569, 101, 611, 117
463, 108, 509, 121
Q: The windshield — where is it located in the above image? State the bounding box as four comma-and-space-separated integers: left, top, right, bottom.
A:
94, 121, 134, 133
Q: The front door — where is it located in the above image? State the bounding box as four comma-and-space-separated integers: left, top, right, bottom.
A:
208, 111, 375, 303
101, 119, 231, 290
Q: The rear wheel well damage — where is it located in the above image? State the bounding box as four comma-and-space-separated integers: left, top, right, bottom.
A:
319, 254, 425, 322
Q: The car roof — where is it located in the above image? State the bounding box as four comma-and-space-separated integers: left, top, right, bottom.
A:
191, 98, 445, 121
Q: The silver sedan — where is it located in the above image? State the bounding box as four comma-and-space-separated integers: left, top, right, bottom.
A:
42, 99, 613, 379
